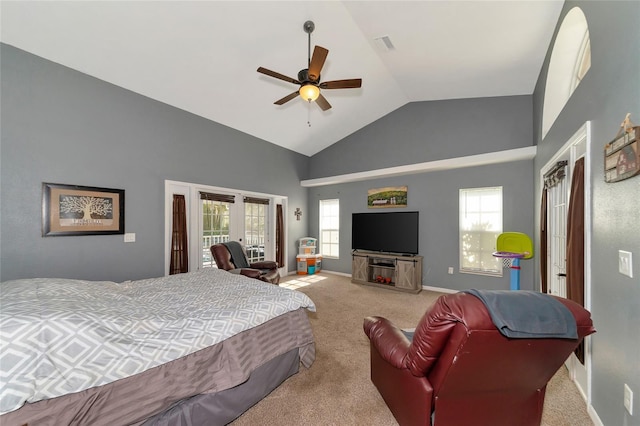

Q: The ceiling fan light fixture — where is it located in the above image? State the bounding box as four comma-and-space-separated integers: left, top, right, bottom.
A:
300, 84, 320, 102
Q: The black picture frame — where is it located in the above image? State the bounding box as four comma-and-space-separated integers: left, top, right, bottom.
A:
42, 183, 125, 237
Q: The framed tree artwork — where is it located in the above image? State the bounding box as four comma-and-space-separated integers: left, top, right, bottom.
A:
42, 183, 125, 236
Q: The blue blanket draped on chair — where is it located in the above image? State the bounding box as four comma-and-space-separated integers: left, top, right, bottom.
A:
463, 289, 578, 339
222, 241, 250, 269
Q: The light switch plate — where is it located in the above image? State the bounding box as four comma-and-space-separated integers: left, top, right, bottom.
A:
618, 250, 633, 278
124, 233, 136, 243
624, 383, 633, 415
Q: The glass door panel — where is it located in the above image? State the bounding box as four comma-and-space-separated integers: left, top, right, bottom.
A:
202, 200, 232, 268
244, 202, 267, 263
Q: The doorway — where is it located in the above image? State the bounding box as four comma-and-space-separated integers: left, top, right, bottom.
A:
164, 180, 287, 275
540, 122, 592, 400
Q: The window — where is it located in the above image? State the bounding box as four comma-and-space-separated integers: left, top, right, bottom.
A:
459, 187, 503, 275
319, 199, 339, 258
572, 35, 590, 91
542, 7, 591, 138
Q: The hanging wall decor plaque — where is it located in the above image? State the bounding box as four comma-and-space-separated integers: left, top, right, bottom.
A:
604, 114, 639, 183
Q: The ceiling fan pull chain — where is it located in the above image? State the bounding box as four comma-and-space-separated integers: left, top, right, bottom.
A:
307, 101, 312, 127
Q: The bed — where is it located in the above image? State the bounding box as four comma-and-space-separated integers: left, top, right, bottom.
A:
0, 268, 316, 425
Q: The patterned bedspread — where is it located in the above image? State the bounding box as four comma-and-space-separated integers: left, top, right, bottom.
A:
0, 269, 315, 415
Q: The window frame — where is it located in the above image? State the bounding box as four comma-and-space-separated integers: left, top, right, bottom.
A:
459, 186, 503, 276
319, 199, 340, 259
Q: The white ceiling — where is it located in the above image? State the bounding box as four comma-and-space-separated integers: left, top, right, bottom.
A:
0, 1, 564, 156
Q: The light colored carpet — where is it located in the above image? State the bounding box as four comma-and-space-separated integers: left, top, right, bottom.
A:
231, 273, 593, 426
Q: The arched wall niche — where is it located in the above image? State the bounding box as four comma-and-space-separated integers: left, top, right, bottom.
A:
542, 7, 591, 139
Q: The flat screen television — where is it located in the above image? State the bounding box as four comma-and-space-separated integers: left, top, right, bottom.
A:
351, 211, 419, 255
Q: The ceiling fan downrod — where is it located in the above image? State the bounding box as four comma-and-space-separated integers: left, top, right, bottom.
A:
303, 20, 315, 68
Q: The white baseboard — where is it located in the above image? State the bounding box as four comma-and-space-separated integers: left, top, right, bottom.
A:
588, 405, 603, 426
286, 269, 350, 278
421, 285, 458, 294
286, 271, 461, 294
321, 270, 351, 277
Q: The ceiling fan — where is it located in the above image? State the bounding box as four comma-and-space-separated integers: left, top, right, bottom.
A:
257, 20, 362, 111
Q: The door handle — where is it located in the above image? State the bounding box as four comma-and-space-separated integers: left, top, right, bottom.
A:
557, 273, 567, 277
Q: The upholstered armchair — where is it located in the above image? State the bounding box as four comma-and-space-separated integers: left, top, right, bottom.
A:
363, 291, 595, 426
210, 242, 280, 285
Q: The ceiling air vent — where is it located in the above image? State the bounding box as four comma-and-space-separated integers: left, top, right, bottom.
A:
373, 35, 395, 51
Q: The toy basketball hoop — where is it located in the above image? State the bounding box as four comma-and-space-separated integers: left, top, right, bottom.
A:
493, 232, 533, 291
493, 251, 525, 268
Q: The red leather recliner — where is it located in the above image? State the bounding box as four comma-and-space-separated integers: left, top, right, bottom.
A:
210, 243, 280, 285
363, 292, 595, 426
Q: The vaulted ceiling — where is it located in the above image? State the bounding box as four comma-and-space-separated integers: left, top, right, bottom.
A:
0, 1, 564, 156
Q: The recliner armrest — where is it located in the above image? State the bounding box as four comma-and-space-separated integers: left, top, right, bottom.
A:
249, 260, 278, 270
237, 268, 263, 279
363, 316, 411, 369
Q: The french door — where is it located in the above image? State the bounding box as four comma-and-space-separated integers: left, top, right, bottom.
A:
165, 181, 286, 274
199, 194, 271, 269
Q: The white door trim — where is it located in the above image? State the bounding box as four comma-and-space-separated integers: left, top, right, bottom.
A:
539, 121, 592, 402
164, 180, 288, 275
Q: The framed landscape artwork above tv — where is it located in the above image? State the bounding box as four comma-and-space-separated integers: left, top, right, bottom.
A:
367, 186, 407, 208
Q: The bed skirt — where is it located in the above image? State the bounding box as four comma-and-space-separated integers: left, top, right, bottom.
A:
1, 308, 315, 426
144, 348, 300, 425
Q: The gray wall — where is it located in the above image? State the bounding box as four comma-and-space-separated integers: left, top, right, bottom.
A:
309, 95, 533, 179
308, 96, 535, 291
308, 160, 534, 291
0, 44, 310, 282
532, 2, 640, 425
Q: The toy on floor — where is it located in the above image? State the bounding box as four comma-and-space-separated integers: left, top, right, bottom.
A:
493, 232, 534, 290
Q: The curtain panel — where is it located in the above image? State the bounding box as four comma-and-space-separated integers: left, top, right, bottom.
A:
276, 204, 284, 267
566, 157, 585, 363
540, 189, 548, 293
170, 194, 188, 275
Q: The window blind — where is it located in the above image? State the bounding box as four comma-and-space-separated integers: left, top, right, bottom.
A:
200, 192, 235, 203
243, 196, 269, 205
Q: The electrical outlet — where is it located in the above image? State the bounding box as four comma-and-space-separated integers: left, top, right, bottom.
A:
448, 267, 454, 275
619, 250, 633, 278
124, 233, 136, 243
624, 383, 633, 415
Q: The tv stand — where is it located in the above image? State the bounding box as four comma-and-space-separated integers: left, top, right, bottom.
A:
351, 250, 423, 294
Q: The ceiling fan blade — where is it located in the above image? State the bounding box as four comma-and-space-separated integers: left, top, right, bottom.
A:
274, 91, 300, 105
320, 78, 362, 89
315, 93, 332, 111
308, 46, 329, 82
257, 67, 300, 85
